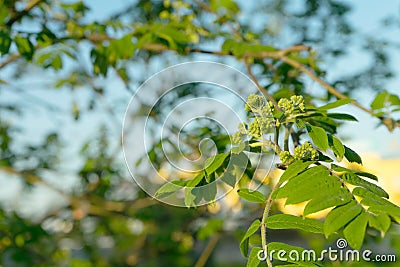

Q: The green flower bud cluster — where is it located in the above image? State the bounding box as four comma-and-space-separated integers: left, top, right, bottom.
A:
290, 95, 305, 112
248, 118, 262, 137
245, 94, 265, 112
294, 142, 318, 161
231, 131, 243, 144
231, 94, 306, 146
279, 151, 294, 164
244, 94, 276, 138
278, 95, 305, 116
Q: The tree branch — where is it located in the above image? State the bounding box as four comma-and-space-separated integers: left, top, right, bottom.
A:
194, 233, 221, 267
279, 55, 399, 131
0, 54, 22, 69
244, 59, 278, 107
6, 0, 46, 27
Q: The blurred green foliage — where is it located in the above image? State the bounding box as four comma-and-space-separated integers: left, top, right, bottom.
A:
0, 0, 400, 266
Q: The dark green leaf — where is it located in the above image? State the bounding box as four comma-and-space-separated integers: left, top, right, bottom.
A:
344, 145, 362, 164
0, 31, 12, 55
327, 113, 358, 121
14, 36, 35, 60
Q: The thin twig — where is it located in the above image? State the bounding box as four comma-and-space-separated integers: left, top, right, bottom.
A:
279, 55, 399, 131
244, 59, 278, 107
280, 56, 371, 114
6, 0, 45, 26
194, 233, 221, 267
0, 54, 22, 69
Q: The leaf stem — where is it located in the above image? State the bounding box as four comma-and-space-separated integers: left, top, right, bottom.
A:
261, 182, 281, 267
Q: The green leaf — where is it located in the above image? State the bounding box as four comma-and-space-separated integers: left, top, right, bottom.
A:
324, 200, 363, 237
155, 180, 186, 199
306, 124, 329, 150
318, 99, 354, 110
237, 189, 266, 203
353, 187, 400, 218
204, 153, 229, 176
231, 142, 245, 154
331, 164, 378, 181
278, 160, 314, 184
274, 166, 342, 205
371, 91, 400, 110
187, 172, 204, 187
344, 145, 362, 164
308, 116, 338, 134
201, 182, 217, 202
327, 113, 358, 121
371, 91, 388, 110
210, 0, 240, 14
328, 135, 345, 161
91, 48, 108, 76
342, 173, 388, 198
247, 247, 262, 267
354, 171, 378, 181
265, 214, 323, 234
14, 36, 35, 60
316, 151, 334, 162
0, 31, 12, 55
369, 213, 391, 234
220, 171, 236, 187
330, 164, 349, 172
184, 187, 197, 208
240, 220, 261, 257
304, 188, 352, 216
343, 212, 368, 250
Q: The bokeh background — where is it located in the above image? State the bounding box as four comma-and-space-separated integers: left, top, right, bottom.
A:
0, 0, 400, 266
